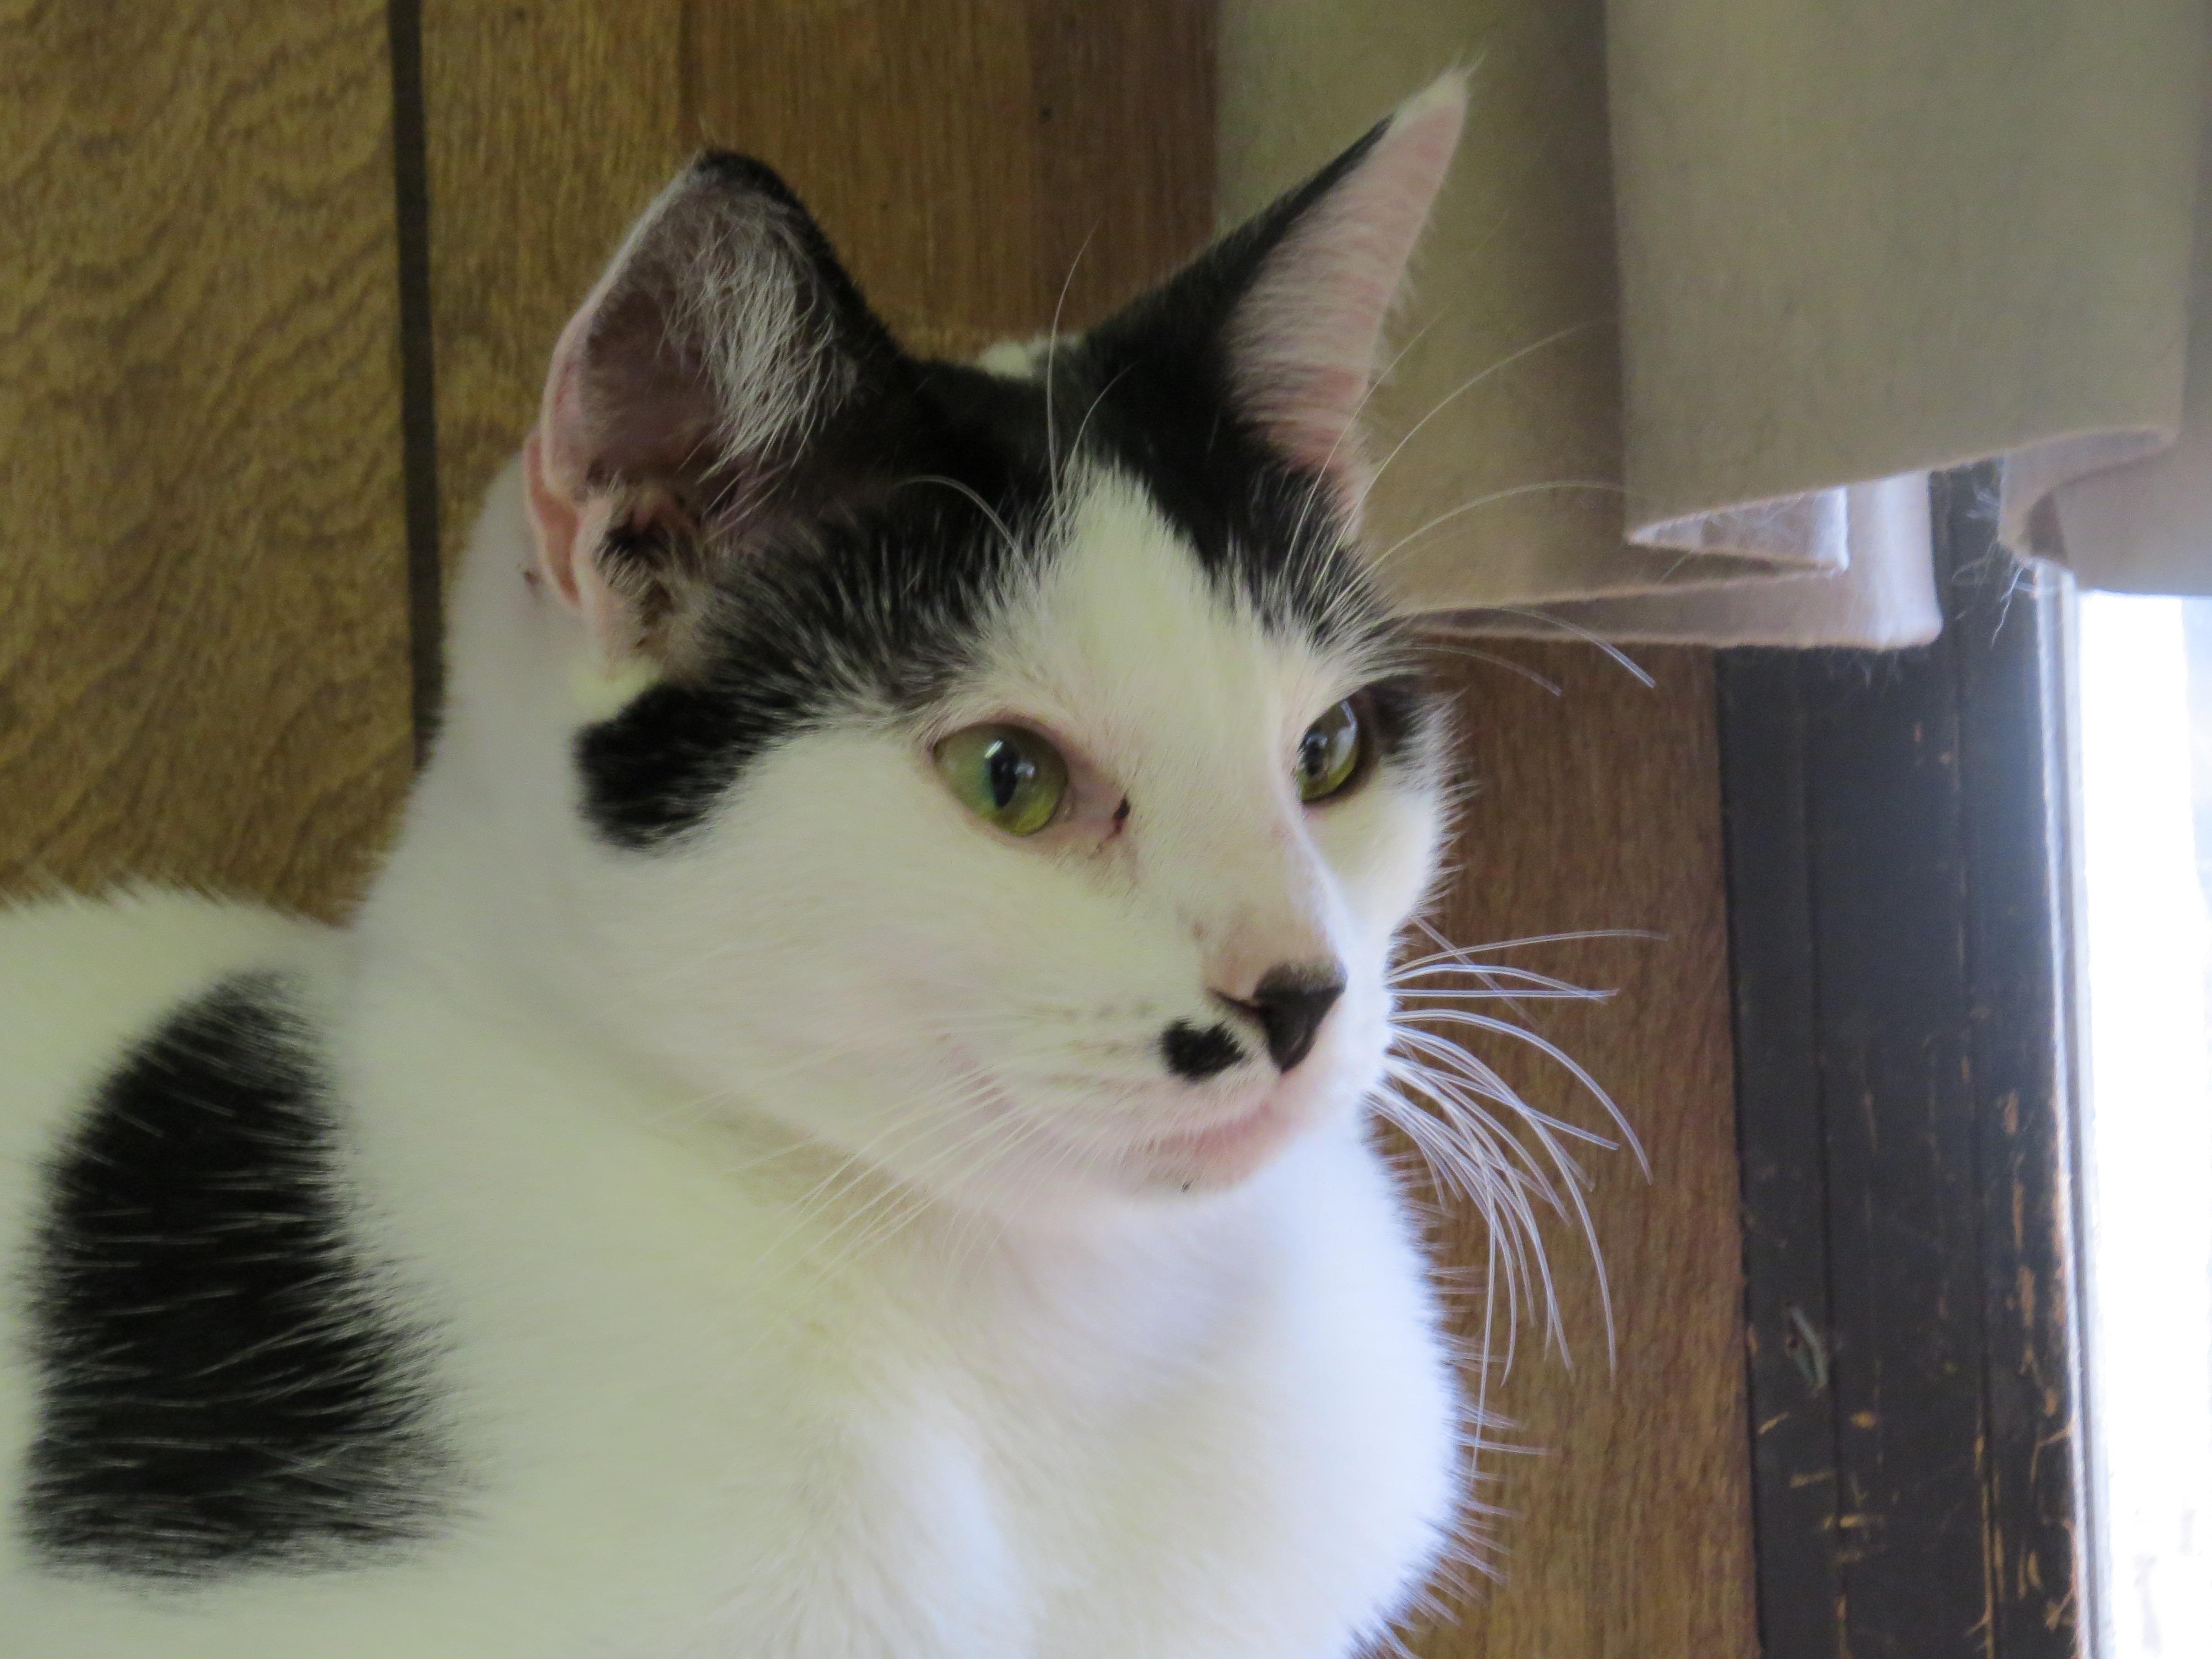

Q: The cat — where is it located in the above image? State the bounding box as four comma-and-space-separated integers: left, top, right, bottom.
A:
0, 74, 1478, 1657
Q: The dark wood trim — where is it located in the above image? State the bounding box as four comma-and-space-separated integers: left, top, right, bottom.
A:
1719, 467, 2088, 1657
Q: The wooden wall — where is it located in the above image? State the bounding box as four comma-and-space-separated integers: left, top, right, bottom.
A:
0, 0, 414, 917
1409, 643, 1757, 1658
0, 3, 1754, 1652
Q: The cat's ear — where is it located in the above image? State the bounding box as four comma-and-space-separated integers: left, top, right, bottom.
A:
1093, 74, 1465, 514
524, 154, 901, 670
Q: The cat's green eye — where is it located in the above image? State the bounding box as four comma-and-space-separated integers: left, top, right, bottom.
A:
935, 724, 1070, 836
1295, 699, 1364, 802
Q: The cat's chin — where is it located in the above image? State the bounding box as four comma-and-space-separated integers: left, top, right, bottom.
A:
1136, 1093, 1308, 1189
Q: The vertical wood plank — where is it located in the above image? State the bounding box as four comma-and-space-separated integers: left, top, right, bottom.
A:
1721, 476, 2087, 1658
0, 0, 415, 919
1406, 645, 1760, 1659
418, 1, 687, 583
686, 2, 1212, 358
1024, 0, 1217, 327
1803, 630, 1995, 1658
686, 0, 1041, 359
1945, 477, 2087, 1659
1719, 648, 1851, 1657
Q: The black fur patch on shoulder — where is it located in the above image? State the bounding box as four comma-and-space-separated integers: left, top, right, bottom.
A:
17, 973, 453, 1579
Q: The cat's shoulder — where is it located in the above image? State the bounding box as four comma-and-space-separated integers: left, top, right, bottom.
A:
0, 889, 341, 1164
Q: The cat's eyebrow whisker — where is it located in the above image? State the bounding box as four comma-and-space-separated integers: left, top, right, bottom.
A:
1042, 223, 1098, 497
1460, 606, 1657, 690
894, 474, 1022, 562
1361, 319, 1604, 502
1365, 479, 1631, 581
1412, 638, 1565, 697
1064, 364, 1134, 483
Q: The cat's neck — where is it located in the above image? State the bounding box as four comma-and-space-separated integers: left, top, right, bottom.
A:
354, 461, 648, 1030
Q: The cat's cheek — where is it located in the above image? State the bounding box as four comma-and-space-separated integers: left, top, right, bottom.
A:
1307, 793, 1443, 957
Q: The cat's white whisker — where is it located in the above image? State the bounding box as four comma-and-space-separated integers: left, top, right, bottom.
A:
1366, 479, 1631, 580
1447, 605, 1659, 688
1364, 319, 1604, 501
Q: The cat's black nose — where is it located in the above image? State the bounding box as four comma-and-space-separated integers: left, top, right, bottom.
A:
1222, 964, 1345, 1073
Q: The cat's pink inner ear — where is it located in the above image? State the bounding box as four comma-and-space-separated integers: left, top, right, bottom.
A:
1228, 75, 1466, 503
522, 424, 585, 613
520, 199, 732, 655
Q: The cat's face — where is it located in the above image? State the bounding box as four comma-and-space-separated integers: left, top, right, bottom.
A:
517, 82, 1465, 1214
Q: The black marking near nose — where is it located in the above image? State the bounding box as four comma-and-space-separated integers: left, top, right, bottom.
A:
1162, 1020, 1244, 1081
1238, 964, 1345, 1073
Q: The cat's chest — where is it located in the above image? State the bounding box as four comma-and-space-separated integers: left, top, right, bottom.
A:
745, 1164, 1459, 1658
346, 1052, 1460, 1657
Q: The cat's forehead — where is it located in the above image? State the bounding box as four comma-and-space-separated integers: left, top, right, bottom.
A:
987, 469, 1356, 726
920, 345, 1383, 652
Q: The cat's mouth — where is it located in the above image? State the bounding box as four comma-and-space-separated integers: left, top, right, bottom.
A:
1142, 1094, 1300, 1183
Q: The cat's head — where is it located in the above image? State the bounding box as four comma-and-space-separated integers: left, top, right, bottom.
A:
489, 77, 1464, 1215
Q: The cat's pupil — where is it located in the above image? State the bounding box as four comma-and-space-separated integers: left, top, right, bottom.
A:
986, 740, 1029, 810
1299, 730, 1328, 780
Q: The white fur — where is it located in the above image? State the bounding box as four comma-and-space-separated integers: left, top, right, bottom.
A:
0, 459, 1464, 1657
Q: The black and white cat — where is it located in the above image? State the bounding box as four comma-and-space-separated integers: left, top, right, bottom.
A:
1, 77, 1476, 1656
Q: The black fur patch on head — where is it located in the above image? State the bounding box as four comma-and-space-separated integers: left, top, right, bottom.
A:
577, 361, 1060, 848
18, 974, 453, 1579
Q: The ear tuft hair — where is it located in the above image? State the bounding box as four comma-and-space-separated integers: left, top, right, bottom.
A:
523, 154, 902, 670
1079, 74, 1465, 529
1225, 75, 1465, 499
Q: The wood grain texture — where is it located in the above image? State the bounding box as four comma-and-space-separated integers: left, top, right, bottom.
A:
1402, 643, 1759, 1659
1721, 476, 2087, 1659
688, 0, 1214, 357
0, 0, 414, 918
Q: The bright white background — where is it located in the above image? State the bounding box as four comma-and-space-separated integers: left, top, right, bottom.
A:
2075, 591, 2212, 1659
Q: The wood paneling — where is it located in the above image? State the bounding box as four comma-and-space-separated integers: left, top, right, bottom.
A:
1721, 472, 2088, 1659
687, 1, 1215, 355
1405, 642, 1760, 1659
0, 0, 413, 919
